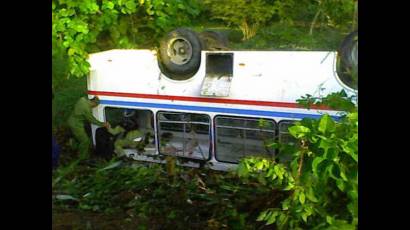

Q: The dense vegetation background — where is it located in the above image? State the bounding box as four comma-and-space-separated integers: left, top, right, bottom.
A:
52, 1, 358, 229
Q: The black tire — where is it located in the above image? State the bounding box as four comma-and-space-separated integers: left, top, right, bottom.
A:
336, 31, 358, 90
158, 28, 202, 80
199, 30, 229, 50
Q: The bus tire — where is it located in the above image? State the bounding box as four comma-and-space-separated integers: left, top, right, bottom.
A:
336, 31, 358, 90
158, 28, 202, 80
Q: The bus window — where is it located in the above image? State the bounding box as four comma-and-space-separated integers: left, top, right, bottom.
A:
157, 112, 210, 160
215, 116, 276, 163
104, 107, 156, 154
278, 120, 299, 163
278, 120, 298, 146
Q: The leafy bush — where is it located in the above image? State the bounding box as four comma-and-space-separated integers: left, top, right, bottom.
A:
52, 0, 202, 78
241, 91, 358, 229
319, 0, 356, 30
230, 23, 345, 50
53, 157, 290, 229
203, 0, 287, 40
306, 0, 355, 35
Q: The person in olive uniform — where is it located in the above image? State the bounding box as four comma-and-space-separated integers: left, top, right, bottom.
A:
106, 109, 149, 157
108, 125, 144, 157
68, 96, 109, 159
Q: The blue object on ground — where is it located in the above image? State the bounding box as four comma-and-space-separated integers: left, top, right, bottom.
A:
52, 136, 60, 169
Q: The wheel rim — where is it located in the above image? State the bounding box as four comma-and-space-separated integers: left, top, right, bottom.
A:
336, 41, 358, 90
350, 40, 358, 69
166, 37, 193, 65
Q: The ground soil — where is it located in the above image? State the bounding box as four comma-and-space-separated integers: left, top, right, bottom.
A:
52, 207, 140, 230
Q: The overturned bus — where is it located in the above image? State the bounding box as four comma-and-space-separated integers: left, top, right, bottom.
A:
87, 28, 358, 171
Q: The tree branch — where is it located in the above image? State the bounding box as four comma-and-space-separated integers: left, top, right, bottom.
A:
297, 140, 308, 178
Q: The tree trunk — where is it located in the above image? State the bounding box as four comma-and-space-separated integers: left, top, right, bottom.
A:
352, 0, 358, 31
309, 8, 322, 36
310, 0, 323, 36
240, 20, 249, 41
240, 20, 258, 41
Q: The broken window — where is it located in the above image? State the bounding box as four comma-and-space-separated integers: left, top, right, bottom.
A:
215, 116, 276, 163
104, 107, 156, 155
157, 111, 210, 160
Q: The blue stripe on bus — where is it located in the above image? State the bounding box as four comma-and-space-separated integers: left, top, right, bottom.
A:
100, 99, 341, 120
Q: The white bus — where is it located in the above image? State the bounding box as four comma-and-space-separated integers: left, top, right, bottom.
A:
87, 29, 358, 171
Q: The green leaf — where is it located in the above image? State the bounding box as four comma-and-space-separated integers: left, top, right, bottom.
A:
347, 201, 358, 217
55, 194, 78, 201
306, 187, 318, 202
282, 199, 290, 210
336, 179, 345, 191
341, 140, 358, 162
277, 213, 287, 226
318, 137, 332, 156
266, 211, 279, 225
289, 125, 311, 138
340, 170, 348, 182
97, 161, 122, 172
237, 163, 249, 177
266, 168, 274, 177
301, 212, 308, 222
256, 161, 264, 170
325, 147, 338, 161
274, 165, 284, 180
125, 0, 137, 11
89, 2, 100, 13
257, 210, 268, 221
326, 215, 334, 225
104, 1, 115, 9
319, 114, 335, 134
62, 40, 71, 48
266, 142, 279, 149
312, 156, 325, 177
326, 220, 356, 230
299, 192, 305, 205
283, 183, 294, 191
347, 112, 358, 123
72, 23, 89, 34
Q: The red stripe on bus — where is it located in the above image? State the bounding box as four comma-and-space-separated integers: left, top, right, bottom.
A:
88, 90, 331, 110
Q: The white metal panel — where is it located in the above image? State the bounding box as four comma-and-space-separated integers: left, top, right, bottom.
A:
88, 49, 354, 103
200, 75, 232, 96
89, 49, 161, 94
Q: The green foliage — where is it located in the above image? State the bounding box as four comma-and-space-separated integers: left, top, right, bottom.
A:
52, 0, 201, 78
53, 158, 288, 229
297, 89, 357, 113
229, 23, 345, 50
243, 92, 358, 229
52, 75, 87, 133
52, 0, 354, 80
319, 0, 356, 30
307, 0, 355, 35
203, 0, 289, 40
142, 0, 201, 35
